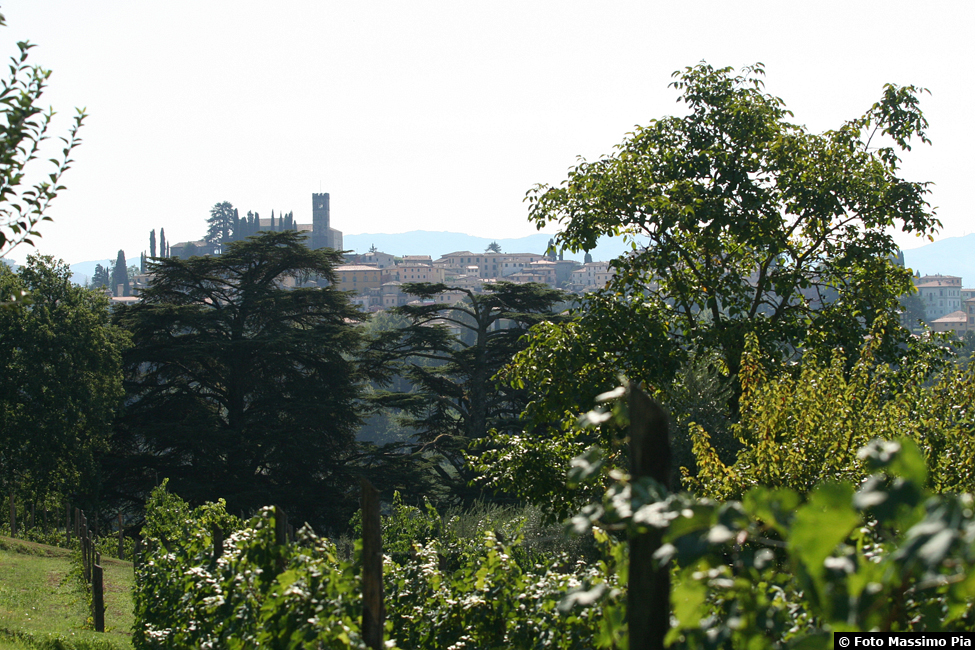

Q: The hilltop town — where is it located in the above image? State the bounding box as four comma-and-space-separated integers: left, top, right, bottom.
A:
82, 191, 975, 339
99, 192, 614, 305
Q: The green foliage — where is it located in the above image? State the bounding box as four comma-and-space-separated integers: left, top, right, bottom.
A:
0, 256, 127, 506
480, 303, 729, 520
347, 493, 595, 571
899, 288, 928, 332
367, 281, 568, 504
688, 321, 975, 500
527, 63, 936, 381
108, 231, 367, 528
88, 263, 110, 291
110, 250, 128, 297
0, 525, 133, 563
204, 201, 235, 244
0, 537, 132, 649
134, 484, 623, 650
384, 530, 621, 650
567, 437, 975, 642
0, 11, 86, 257
495, 64, 942, 507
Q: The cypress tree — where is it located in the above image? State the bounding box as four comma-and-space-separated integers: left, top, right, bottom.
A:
149, 229, 156, 258
111, 250, 129, 297
160, 229, 167, 258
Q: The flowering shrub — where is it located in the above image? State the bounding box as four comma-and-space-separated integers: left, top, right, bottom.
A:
133, 484, 623, 649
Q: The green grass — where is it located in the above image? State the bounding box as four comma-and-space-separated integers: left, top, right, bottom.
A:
0, 536, 133, 650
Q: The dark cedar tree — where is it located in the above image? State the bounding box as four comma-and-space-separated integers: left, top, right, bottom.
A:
109, 231, 367, 528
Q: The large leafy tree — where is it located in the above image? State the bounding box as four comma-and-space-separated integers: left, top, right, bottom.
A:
88, 263, 110, 290
0, 12, 85, 257
205, 201, 236, 244
108, 231, 367, 528
0, 256, 126, 508
526, 63, 938, 381
367, 281, 567, 503
480, 63, 941, 516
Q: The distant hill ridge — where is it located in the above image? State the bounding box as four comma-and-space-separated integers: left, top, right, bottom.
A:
342, 230, 634, 263
901, 233, 975, 286
57, 232, 973, 288
345, 231, 974, 285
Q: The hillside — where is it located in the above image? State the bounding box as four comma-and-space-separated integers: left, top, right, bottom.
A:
67, 258, 141, 288
902, 233, 975, 285
342, 230, 638, 263
0, 536, 133, 649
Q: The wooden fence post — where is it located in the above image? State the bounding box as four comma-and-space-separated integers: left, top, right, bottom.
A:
274, 506, 288, 547
628, 384, 671, 650
92, 563, 105, 632
8, 492, 15, 537
117, 513, 123, 560
360, 477, 384, 650
212, 524, 224, 562
274, 506, 288, 574
83, 534, 91, 583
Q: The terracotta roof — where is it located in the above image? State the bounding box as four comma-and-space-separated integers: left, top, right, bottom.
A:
932, 310, 968, 323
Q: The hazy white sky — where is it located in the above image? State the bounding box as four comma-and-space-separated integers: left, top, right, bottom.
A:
2, 1, 972, 264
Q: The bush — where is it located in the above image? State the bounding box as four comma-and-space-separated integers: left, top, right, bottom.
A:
688, 326, 975, 500
134, 483, 621, 649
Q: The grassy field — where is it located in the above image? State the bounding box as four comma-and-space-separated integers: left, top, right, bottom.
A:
0, 536, 133, 650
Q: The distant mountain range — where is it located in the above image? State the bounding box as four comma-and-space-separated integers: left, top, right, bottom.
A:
29, 231, 970, 288
68, 258, 141, 287
345, 230, 974, 285
902, 234, 975, 284
342, 231, 640, 263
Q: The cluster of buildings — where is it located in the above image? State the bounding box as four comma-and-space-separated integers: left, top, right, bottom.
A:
334, 249, 613, 312
913, 274, 975, 337
112, 192, 616, 311
126, 192, 975, 339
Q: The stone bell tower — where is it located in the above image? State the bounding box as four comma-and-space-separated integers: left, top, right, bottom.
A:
311, 193, 331, 249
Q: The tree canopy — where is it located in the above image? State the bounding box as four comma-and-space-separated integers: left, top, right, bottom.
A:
108, 231, 367, 528
479, 63, 941, 516
205, 201, 236, 244
367, 281, 567, 503
526, 63, 938, 380
0, 255, 127, 506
